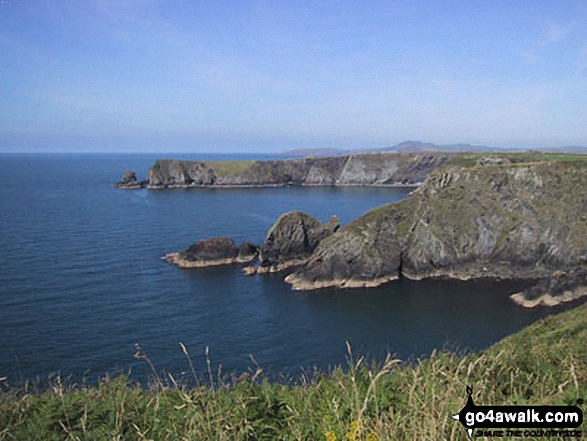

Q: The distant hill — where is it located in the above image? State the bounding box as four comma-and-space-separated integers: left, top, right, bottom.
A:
282, 141, 587, 157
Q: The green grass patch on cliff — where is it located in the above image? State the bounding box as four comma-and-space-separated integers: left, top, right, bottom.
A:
447, 151, 587, 168
1, 304, 586, 440
203, 160, 256, 177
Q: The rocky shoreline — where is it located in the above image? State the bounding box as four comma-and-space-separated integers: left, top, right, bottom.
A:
115, 153, 449, 189
161, 152, 587, 308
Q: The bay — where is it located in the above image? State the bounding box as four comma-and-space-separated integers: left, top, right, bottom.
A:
0, 153, 568, 385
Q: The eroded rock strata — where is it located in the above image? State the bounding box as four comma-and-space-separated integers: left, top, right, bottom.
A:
163, 153, 587, 307
252, 212, 340, 274
286, 156, 587, 306
146, 153, 450, 188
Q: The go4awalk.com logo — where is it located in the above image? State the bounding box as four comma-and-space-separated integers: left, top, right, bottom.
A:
451, 386, 584, 438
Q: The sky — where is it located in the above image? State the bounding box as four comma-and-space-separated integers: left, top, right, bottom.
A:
1, 0, 587, 153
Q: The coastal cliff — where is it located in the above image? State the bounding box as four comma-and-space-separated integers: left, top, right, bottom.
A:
144, 153, 450, 188
285, 154, 587, 305
161, 151, 587, 307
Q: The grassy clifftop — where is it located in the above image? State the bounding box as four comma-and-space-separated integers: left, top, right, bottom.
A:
145, 153, 451, 188
287, 153, 587, 301
0, 303, 585, 440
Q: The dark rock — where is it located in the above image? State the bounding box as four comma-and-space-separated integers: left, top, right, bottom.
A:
285, 206, 403, 289
184, 237, 238, 261
165, 238, 259, 268
116, 170, 146, 189
257, 212, 340, 272
236, 242, 259, 263
286, 159, 587, 293
511, 268, 587, 307
165, 237, 238, 268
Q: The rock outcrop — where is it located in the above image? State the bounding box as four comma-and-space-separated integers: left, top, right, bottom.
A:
286, 155, 587, 306
510, 268, 587, 307
115, 171, 147, 189
251, 212, 340, 274
165, 213, 338, 273
165, 237, 258, 268
161, 152, 587, 307
145, 153, 451, 189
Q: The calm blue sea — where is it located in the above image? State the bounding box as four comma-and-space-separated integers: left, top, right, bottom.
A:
0, 153, 571, 385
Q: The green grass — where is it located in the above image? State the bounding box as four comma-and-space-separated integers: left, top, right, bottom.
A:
447, 151, 587, 168
203, 161, 256, 178
1, 303, 586, 440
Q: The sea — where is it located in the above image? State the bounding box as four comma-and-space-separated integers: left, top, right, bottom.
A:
0, 153, 574, 386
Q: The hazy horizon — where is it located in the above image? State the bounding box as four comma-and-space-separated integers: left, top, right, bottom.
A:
2, 1, 587, 153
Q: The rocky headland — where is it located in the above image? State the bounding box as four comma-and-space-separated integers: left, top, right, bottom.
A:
250, 211, 340, 274
163, 152, 587, 308
285, 153, 587, 306
165, 211, 339, 273
116, 152, 451, 189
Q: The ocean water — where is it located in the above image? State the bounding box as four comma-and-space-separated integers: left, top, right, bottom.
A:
0, 153, 573, 385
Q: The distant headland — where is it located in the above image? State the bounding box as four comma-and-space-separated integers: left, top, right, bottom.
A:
115, 152, 451, 189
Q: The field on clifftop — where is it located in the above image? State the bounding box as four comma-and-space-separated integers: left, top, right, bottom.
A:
1, 302, 585, 440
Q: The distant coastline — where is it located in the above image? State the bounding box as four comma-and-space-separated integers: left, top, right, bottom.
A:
281, 140, 587, 157
115, 152, 450, 189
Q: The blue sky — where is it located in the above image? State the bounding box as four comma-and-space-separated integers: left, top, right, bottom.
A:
1, 0, 587, 152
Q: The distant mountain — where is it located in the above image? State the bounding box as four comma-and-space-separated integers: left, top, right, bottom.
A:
282, 141, 587, 157
282, 148, 352, 157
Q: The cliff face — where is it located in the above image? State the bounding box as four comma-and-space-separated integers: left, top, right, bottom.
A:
147, 153, 450, 188
285, 158, 587, 305
253, 211, 340, 273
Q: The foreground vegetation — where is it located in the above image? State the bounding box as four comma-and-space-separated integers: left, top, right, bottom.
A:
1, 303, 586, 440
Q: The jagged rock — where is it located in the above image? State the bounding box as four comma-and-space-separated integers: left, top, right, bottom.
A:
149, 160, 216, 188
122, 153, 451, 189
115, 170, 146, 189
255, 212, 340, 273
165, 237, 258, 268
285, 206, 403, 289
286, 159, 587, 297
160, 152, 587, 307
